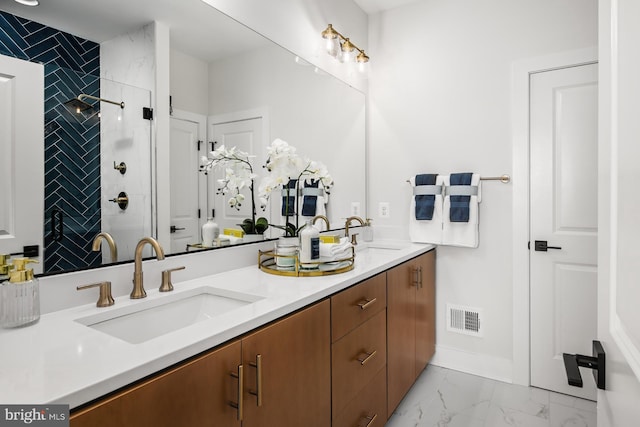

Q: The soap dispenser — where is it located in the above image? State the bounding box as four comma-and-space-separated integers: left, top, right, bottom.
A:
0, 254, 12, 283
1, 258, 40, 328
363, 218, 374, 242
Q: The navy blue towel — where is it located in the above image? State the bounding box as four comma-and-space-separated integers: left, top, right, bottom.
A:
301, 179, 319, 216
449, 173, 473, 222
281, 179, 297, 216
415, 174, 438, 220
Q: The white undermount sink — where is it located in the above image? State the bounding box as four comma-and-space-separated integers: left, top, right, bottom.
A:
75, 286, 264, 344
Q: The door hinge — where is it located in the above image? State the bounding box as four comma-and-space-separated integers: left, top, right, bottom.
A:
142, 107, 153, 120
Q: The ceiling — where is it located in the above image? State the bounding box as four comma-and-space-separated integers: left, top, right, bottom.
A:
0, 0, 420, 62
352, 0, 420, 14
0, 0, 267, 63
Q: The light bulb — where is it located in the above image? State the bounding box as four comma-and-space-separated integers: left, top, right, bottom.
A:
325, 37, 340, 58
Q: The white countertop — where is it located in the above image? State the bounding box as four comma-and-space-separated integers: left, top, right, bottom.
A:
0, 242, 433, 409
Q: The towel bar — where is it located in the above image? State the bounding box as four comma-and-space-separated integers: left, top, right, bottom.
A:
406, 174, 510, 184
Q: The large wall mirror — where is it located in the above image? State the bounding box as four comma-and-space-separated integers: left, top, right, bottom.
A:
0, 0, 366, 275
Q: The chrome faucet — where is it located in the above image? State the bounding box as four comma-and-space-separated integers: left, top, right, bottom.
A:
92, 232, 118, 263
312, 215, 331, 231
131, 237, 165, 299
344, 216, 365, 245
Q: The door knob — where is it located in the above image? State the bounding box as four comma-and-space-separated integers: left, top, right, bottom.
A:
170, 226, 186, 233
534, 240, 562, 251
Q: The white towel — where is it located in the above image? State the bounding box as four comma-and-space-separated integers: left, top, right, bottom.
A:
319, 237, 352, 260
442, 173, 481, 248
409, 175, 444, 244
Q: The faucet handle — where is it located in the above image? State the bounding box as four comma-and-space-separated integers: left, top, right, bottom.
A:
77, 281, 115, 307
160, 266, 185, 292
350, 233, 359, 246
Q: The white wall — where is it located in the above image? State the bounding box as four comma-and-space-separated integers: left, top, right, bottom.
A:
100, 24, 156, 261
202, 0, 369, 92
368, 0, 597, 380
170, 49, 209, 115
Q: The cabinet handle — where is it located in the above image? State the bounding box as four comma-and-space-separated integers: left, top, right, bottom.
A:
229, 364, 244, 421
248, 354, 263, 407
412, 267, 420, 287
359, 413, 378, 427
357, 297, 377, 310
418, 266, 423, 289
357, 350, 377, 366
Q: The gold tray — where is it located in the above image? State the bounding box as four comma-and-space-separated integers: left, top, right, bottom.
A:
258, 248, 355, 277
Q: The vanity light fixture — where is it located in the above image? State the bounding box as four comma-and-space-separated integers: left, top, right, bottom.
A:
14, 0, 40, 6
321, 24, 369, 72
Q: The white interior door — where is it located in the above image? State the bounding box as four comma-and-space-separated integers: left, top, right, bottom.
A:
597, 1, 640, 425
530, 63, 598, 400
208, 117, 263, 232
0, 55, 44, 272
169, 113, 206, 252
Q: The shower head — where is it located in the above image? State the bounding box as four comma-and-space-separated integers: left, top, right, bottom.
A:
64, 97, 94, 113
64, 94, 125, 114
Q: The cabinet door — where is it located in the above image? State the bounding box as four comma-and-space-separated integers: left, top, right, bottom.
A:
70, 340, 242, 427
386, 263, 416, 416
242, 300, 331, 427
415, 250, 436, 375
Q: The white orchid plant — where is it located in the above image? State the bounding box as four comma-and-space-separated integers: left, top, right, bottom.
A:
259, 138, 333, 236
200, 145, 269, 235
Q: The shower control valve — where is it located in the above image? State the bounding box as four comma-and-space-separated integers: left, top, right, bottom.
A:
113, 161, 127, 175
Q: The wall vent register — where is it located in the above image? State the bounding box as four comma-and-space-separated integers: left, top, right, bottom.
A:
447, 304, 482, 337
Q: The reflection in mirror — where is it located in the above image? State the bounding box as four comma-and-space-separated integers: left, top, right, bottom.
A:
0, 0, 366, 275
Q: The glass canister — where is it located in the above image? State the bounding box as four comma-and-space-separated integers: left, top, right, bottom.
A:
1, 258, 40, 328
275, 236, 299, 270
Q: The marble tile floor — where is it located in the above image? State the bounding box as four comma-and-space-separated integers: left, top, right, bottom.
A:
385, 365, 596, 427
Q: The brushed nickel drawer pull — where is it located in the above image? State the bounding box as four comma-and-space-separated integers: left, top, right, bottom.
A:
248, 354, 263, 407
229, 364, 244, 421
412, 267, 420, 287
357, 350, 377, 366
357, 297, 377, 310
361, 413, 378, 427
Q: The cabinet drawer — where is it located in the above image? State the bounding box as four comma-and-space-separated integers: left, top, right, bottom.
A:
333, 367, 386, 427
331, 273, 386, 342
332, 309, 386, 416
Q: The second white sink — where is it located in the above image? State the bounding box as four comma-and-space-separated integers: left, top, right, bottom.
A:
75, 286, 263, 344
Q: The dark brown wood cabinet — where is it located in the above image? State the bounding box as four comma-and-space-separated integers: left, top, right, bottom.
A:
70, 340, 242, 427
70, 250, 436, 427
331, 273, 387, 427
71, 300, 331, 427
242, 299, 331, 427
387, 250, 436, 416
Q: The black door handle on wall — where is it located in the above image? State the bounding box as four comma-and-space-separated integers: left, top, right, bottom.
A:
534, 240, 562, 251
563, 340, 606, 390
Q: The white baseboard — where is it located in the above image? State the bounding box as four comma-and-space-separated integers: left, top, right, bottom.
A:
430, 344, 514, 384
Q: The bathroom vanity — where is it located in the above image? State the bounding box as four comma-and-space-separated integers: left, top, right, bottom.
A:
0, 243, 435, 426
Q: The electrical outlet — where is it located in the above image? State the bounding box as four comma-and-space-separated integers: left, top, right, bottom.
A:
351, 202, 361, 216
379, 202, 390, 218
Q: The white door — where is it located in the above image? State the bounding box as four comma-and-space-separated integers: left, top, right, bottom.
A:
169, 113, 206, 253
598, 0, 640, 424
0, 55, 44, 273
208, 117, 264, 232
529, 63, 598, 400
